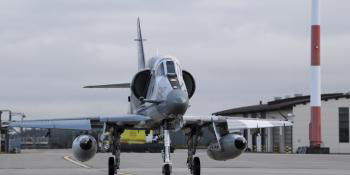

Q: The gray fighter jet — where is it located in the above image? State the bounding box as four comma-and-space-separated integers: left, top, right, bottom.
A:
10, 18, 292, 175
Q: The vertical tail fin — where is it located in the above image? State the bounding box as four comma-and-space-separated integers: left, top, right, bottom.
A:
135, 17, 146, 70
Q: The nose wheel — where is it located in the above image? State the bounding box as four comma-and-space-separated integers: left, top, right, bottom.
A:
162, 164, 172, 175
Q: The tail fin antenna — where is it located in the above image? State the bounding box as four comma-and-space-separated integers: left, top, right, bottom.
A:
135, 17, 146, 70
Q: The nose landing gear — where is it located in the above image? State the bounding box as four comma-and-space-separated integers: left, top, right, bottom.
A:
162, 122, 173, 175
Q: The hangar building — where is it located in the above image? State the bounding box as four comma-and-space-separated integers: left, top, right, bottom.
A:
213, 93, 350, 153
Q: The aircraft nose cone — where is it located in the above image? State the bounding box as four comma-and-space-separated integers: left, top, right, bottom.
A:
165, 89, 189, 115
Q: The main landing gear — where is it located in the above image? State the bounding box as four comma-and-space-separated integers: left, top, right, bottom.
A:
106, 124, 201, 175
186, 127, 202, 175
108, 128, 123, 175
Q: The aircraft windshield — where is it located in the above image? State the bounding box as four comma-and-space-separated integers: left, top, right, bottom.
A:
157, 62, 165, 76
166, 61, 176, 74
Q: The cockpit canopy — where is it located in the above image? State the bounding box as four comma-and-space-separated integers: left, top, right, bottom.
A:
131, 56, 195, 99
166, 61, 176, 75
155, 58, 195, 98
156, 59, 180, 77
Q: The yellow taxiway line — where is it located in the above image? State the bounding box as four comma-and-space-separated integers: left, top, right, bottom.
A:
63, 155, 92, 169
62, 155, 132, 175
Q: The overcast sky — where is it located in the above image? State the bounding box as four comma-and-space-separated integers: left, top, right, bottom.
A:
0, 0, 349, 119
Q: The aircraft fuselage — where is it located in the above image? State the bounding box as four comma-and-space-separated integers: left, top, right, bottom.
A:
129, 56, 190, 129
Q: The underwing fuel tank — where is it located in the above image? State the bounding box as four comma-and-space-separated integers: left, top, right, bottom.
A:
207, 134, 247, 161
72, 135, 97, 162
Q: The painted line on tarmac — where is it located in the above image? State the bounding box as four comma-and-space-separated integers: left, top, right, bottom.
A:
118, 173, 133, 175
62, 156, 133, 175
63, 155, 92, 169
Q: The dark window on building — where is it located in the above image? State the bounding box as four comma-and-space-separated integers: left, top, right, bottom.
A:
339, 107, 349, 143
243, 129, 248, 140
252, 113, 257, 118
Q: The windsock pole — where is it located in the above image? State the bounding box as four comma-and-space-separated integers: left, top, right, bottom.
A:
310, 0, 322, 148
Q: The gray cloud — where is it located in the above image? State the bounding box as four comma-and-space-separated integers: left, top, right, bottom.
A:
0, 0, 349, 119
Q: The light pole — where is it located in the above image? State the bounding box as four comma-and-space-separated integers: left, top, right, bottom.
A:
0, 110, 12, 153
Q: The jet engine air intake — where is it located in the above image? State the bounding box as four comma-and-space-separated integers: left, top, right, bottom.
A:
207, 134, 247, 161
182, 70, 196, 98
131, 69, 151, 99
72, 135, 97, 162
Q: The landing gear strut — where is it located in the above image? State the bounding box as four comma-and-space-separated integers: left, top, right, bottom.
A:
108, 127, 123, 175
186, 127, 201, 175
162, 122, 172, 175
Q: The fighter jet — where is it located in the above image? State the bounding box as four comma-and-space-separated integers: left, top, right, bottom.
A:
9, 18, 292, 175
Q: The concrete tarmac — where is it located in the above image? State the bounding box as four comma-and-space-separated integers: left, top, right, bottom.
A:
1, 149, 350, 175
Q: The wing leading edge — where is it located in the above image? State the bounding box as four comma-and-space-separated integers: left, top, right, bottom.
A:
9, 114, 150, 130
84, 83, 130, 88
9, 119, 92, 130
183, 115, 292, 131
226, 119, 292, 132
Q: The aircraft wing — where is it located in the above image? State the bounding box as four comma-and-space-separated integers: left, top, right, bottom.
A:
183, 115, 292, 131
8, 115, 150, 130
225, 118, 292, 130
84, 83, 130, 88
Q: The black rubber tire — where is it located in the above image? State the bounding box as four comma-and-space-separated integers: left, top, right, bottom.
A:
192, 157, 201, 175
108, 157, 115, 175
162, 164, 172, 175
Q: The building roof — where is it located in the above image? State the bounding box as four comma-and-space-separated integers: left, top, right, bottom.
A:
213, 93, 350, 116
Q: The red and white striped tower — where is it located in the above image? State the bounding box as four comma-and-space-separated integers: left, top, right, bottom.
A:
309, 0, 322, 148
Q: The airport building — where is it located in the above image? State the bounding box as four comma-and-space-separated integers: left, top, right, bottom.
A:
214, 93, 350, 153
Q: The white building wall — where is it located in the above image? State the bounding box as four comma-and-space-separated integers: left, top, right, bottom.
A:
293, 104, 310, 152
293, 98, 350, 153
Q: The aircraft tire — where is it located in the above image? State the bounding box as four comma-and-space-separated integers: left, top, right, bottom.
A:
162, 164, 172, 175
108, 157, 115, 175
193, 157, 201, 175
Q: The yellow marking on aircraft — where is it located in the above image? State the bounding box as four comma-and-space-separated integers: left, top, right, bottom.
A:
121, 130, 147, 144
